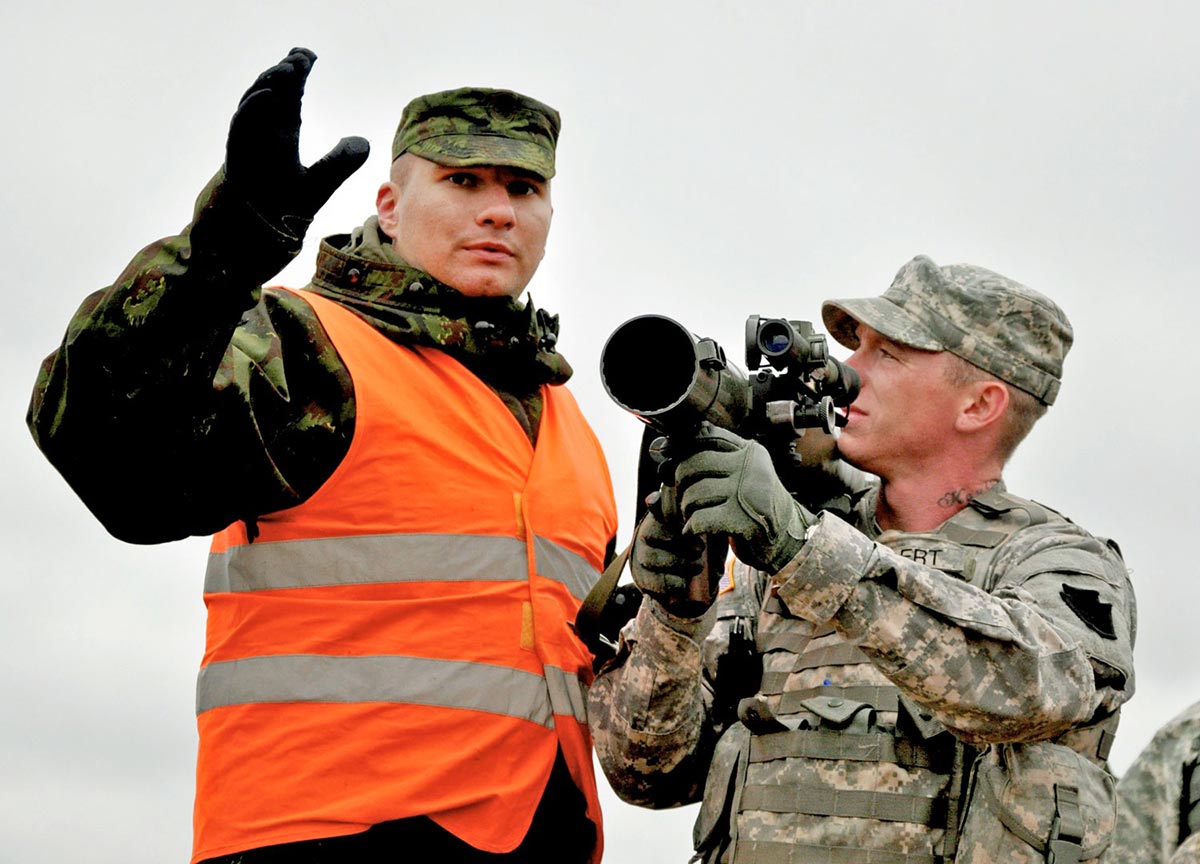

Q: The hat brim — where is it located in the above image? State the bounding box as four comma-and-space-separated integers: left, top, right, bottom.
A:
821, 296, 945, 352
405, 134, 555, 179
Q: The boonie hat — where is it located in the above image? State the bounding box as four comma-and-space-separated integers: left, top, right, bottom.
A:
822, 255, 1073, 406
391, 87, 561, 179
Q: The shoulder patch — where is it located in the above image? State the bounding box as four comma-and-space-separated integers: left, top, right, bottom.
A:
1060, 584, 1117, 640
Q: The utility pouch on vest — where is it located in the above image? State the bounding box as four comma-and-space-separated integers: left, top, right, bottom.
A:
799, 695, 877, 734
955, 742, 1115, 863
693, 722, 751, 864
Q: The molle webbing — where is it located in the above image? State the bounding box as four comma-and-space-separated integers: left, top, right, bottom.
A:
765, 685, 901, 716
740, 783, 946, 825
758, 631, 819, 655
755, 601, 834, 654
968, 490, 1051, 525
734, 840, 939, 864
1054, 715, 1119, 766
757, 638, 869, 675
943, 491, 1051, 559
936, 523, 1009, 548
789, 642, 871, 671
749, 728, 946, 771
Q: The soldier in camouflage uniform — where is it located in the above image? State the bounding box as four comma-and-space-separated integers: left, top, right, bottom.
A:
589, 255, 1136, 863
1111, 700, 1200, 863
27, 49, 615, 864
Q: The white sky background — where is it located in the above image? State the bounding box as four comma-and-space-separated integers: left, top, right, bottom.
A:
2, 1, 1198, 861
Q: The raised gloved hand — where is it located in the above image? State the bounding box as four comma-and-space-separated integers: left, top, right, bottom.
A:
225, 48, 370, 235
675, 424, 813, 573
630, 490, 712, 617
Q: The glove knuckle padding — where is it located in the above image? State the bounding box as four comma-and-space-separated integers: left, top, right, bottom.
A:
679, 478, 712, 515
642, 546, 675, 571
632, 510, 706, 601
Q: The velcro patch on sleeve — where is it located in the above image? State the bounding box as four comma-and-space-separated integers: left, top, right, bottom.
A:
1060, 583, 1117, 640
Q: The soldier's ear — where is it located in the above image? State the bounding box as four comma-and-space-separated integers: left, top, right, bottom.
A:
376, 182, 401, 239
955, 380, 1009, 435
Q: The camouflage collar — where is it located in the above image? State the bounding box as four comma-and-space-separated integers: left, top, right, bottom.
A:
305, 221, 571, 387
861, 478, 1010, 538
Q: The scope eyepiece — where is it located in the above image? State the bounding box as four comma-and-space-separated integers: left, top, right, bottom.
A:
757, 319, 795, 356
820, 358, 861, 404
748, 316, 827, 371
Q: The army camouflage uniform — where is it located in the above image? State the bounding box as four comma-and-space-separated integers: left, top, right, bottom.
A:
1111, 700, 1200, 863
588, 257, 1136, 863
27, 164, 568, 545
28, 78, 603, 863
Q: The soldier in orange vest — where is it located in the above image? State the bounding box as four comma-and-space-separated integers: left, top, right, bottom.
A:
28, 47, 617, 864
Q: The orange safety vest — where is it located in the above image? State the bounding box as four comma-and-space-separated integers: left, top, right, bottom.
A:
195, 289, 617, 863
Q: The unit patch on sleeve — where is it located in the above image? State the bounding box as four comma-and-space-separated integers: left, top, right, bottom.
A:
1060, 583, 1118, 640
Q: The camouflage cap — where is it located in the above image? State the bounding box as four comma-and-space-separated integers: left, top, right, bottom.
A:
821, 255, 1073, 405
391, 87, 560, 179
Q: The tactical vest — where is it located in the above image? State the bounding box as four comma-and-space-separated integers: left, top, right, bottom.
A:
695, 489, 1122, 864
194, 290, 617, 863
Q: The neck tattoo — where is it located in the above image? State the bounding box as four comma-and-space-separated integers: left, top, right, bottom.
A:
937, 479, 1000, 509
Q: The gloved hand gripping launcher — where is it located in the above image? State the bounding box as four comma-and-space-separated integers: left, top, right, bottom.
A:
575, 314, 860, 660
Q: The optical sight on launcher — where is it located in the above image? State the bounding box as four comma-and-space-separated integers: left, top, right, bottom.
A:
600, 314, 860, 476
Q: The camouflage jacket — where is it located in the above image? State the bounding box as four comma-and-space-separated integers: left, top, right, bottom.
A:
588, 483, 1135, 862
1111, 700, 1200, 863
27, 169, 570, 544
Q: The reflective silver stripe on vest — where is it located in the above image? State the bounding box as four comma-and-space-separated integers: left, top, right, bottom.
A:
207, 533, 596, 599
545, 664, 589, 725
533, 536, 599, 600
197, 653, 564, 726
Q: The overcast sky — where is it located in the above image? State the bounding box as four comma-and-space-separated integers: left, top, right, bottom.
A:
3, 2, 1198, 861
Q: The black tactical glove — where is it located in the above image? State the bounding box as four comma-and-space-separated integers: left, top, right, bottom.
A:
630, 490, 711, 618
225, 47, 370, 237
675, 424, 813, 574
